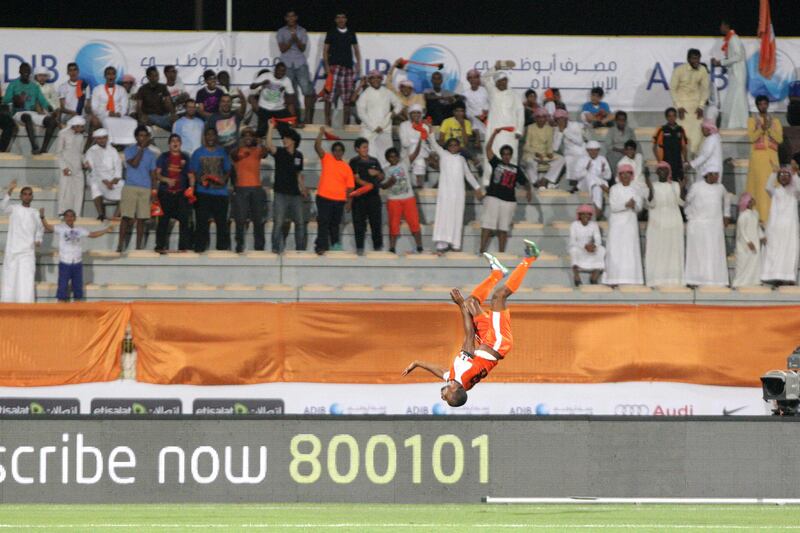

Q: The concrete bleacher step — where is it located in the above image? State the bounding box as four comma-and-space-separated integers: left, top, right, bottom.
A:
20, 246, 797, 289
0, 215, 742, 258
30, 277, 800, 304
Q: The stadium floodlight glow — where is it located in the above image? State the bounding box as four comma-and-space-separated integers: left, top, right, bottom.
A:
761, 347, 800, 416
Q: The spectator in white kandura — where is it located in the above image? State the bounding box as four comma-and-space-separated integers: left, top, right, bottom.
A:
427, 136, 484, 254
55, 116, 86, 217
83, 128, 123, 221
522, 107, 565, 189
684, 170, 731, 287
1, 181, 43, 303
386, 59, 425, 122
90, 66, 136, 146
398, 103, 431, 187
603, 164, 643, 286
645, 161, 685, 287
463, 69, 489, 138
553, 108, 587, 187
34, 66, 59, 119
172, 99, 204, 157
575, 140, 611, 217
3, 62, 57, 154
277, 9, 316, 125
686, 120, 722, 182
604, 110, 635, 172
570, 203, 605, 286
711, 19, 748, 130
616, 140, 647, 199
356, 69, 400, 168
732, 192, 764, 288
481, 64, 524, 184
120, 74, 139, 117
40, 209, 111, 302
480, 127, 532, 254
761, 167, 800, 286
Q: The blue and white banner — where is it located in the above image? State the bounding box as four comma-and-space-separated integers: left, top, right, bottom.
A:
0, 380, 770, 416
1, 29, 797, 113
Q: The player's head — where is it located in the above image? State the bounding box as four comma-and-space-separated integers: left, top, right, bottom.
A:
441, 381, 468, 407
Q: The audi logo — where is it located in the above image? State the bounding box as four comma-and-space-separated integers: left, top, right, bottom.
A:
614, 404, 650, 415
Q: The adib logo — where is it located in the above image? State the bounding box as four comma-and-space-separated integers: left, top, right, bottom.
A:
75, 41, 127, 88
405, 45, 461, 93
747, 48, 797, 101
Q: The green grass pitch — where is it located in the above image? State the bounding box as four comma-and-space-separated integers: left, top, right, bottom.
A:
1, 503, 798, 531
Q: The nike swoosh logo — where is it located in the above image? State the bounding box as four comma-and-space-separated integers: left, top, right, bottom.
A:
723, 406, 746, 416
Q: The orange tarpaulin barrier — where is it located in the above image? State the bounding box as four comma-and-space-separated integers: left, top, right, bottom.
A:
130, 302, 800, 388
0, 302, 129, 386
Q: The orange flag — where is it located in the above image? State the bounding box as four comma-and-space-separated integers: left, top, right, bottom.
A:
758, 0, 776, 79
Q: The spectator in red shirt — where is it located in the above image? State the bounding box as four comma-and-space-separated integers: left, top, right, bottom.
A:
155, 133, 192, 251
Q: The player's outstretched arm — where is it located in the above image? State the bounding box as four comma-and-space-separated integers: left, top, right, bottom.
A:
449, 288, 476, 353
458, 303, 476, 354
402, 360, 446, 379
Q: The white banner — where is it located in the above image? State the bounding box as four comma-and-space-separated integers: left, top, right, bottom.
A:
1, 29, 797, 112
0, 381, 771, 416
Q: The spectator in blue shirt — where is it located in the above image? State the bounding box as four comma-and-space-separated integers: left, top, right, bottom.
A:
2, 63, 57, 154
189, 128, 232, 252
581, 87, 615, 129
118, 125, 157, 252
172, 99, 205, 156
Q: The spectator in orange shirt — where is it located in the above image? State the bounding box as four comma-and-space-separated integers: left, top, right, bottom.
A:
230, 128, 268, 253
314, 127, 355, 254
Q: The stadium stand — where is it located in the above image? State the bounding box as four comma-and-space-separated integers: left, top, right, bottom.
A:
0, 120, 793, 304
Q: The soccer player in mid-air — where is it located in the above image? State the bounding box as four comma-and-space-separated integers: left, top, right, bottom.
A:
402, 239, 540, 406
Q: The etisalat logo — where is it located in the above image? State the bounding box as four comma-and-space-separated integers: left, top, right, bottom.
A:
90, 399, 182, 416
0, 398, 79, 415
192, 399, 284, 415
